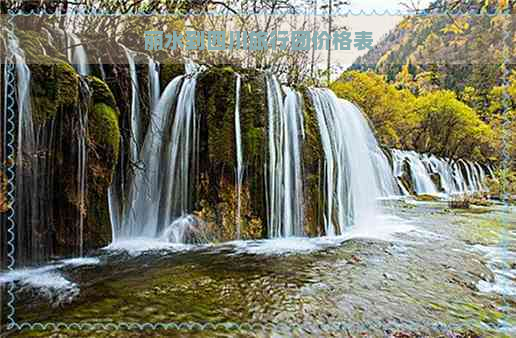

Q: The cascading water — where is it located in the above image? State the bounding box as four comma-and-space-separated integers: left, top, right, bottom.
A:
426, 155, 457, 194
4, 29, 89, 263
122, 46, 142, 163
234, 74, 243, 240
76, 79, 90, 257
265, 73, 305, 238
309, 88, 390, 235
371, 148, 401, 198
148, 57, 160, 111
67, 32, 90, 76
475, 162, 488, 191
7, 30, 40, 264
110, 63, 204, 241
392, 149, 490, 196
158, 63, 203, 233
108, 54, 161, 240
66, 30, 91, 257
452, 160, 469, 193
392, 150, 438, 195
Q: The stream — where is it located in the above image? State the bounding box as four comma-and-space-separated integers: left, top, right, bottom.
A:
1, 201, 515, 336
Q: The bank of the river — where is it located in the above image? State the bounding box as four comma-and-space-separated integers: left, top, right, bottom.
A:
1, 201, 515, 337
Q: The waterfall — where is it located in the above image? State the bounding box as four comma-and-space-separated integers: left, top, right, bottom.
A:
5, 30, 89, 263
148, 57, 160, 111
110, 63, 204, 240
371, 149, 401, 198
77, 79, 90, 257
7, 30, 39, 264
392, 150, 438, 195
123, 75, 183, 238
452, 160, 469, 193
158, 63, 203, 232
475, 162, 488, 191
265, 74, 305, 238
392, 149, 490, 196
426, 155, 456, 194
122, 46, 141, 162
109, 54, 161, 240
65, 32, 90, 254
234, 74, 243, 240
67, 32, 90, 76
309, 88, 388, 235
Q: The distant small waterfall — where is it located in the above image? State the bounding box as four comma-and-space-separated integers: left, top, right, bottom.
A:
234, 74, 243, 239
265, 74, 305, 238
309, 89, 390, 235
392, 150, 438, 195
392, 149, 489, 196
426, 155, 456, 194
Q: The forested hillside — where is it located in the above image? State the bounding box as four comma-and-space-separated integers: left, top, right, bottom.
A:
339, 0, 514, 169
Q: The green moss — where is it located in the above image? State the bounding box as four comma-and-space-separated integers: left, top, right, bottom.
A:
246, 127, 262, 156
89, 103, 120, 157
192, 66, 268, 239
302, 90, 324, 236
86, 93, 121, 248
30, 61, 79, 122
87, 76, 118, 108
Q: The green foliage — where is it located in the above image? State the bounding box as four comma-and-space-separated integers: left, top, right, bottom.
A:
89, 103, 121, 158
486, 168, 516, 203
331, 71, 420, 148
332, 71, 497, 162
412, 90, 495, 161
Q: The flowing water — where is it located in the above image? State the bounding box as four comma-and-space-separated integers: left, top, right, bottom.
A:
148, 57, 160, 112
1, 29, 501, 334
109, 63, 204, 240
3, 202, 514, 336
234, 74, 243, 240
265, 74, 305, 238
66, 32, 90, 76
3, 29, 90, 265
309, 88, 395, 235
122, 46, 142, 163
392, 149, 489, 197
8, 30, 40, 264
393, 149, 439, 195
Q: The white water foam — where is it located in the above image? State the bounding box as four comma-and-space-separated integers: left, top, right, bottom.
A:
104, 238, 199, 256
231, 215, 415, 256
0, 257, 99, 304
471, 244, 516, 297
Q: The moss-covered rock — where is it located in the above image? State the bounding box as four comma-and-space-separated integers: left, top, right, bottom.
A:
399, 159, 416, 195
194, 66, 267, 240
85, 77, 121, 250
302, 91, 325, 236
30, 61, 79, 122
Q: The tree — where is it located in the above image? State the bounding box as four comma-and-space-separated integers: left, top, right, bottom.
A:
412, 90, 496, 161
331, 71, 419, 148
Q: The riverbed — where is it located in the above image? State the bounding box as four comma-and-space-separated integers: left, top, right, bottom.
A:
1, 200, 515, 337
